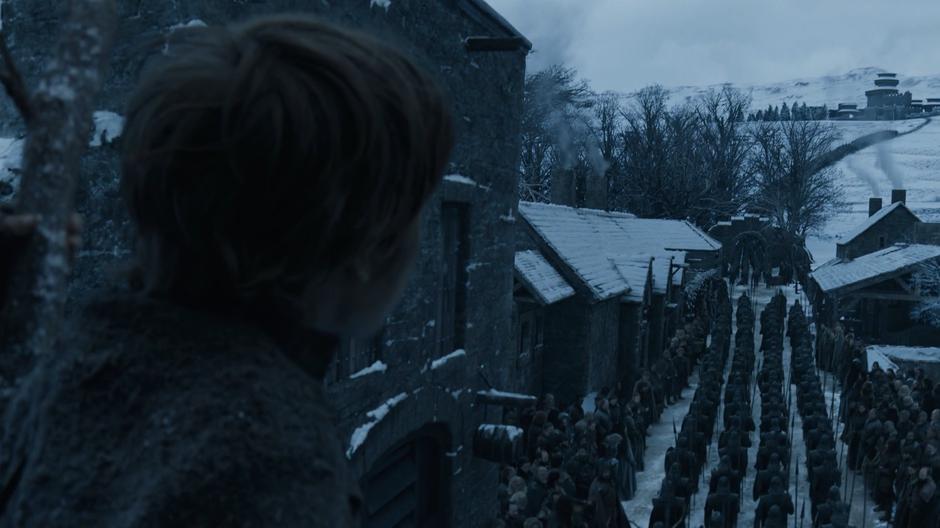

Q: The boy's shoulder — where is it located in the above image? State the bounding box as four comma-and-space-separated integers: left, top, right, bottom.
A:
1, 289, 361, 527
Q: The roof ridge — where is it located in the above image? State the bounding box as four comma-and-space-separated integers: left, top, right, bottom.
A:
840, 201, 921, 245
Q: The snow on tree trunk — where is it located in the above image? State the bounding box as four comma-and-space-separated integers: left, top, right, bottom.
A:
0, 0, 116, 383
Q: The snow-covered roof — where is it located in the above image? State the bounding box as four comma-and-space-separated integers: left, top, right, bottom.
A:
866, 345, 940, 372
611, 255, 652, 302
461, 0, 532, 50
514, 250, 576, 305
810, 244, 940, 293
838, 202, 920, 245
518, 202, 716, 301
618, 219, 720, 251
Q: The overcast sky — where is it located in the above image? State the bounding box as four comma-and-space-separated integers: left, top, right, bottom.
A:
487, 0, 940, 92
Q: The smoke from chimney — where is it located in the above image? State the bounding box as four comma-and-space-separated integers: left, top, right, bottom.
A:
533, 73, 609, 207
846, 156, 881, 197
875, 142, 904, 189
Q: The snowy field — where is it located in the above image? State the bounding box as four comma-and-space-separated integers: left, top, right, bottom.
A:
826, 119, 924, 143
807, 117, 940, 266
665, 67, 940, 112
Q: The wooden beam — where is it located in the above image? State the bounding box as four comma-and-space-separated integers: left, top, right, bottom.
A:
846, 291, 922, 302
894, 277, 915, 294
475, 389, 538, 407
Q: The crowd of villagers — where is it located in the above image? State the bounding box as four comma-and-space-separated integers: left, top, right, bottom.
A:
816, 322, 940, 528
487, 279, 730, 528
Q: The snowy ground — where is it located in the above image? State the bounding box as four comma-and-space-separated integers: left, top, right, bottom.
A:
622, 371, 700, 524
621, 283, 882, 527
807, 117, 940, 267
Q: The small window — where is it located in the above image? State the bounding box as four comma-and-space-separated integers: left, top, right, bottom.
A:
520, 321, 531, 358
342, 332, 384, 379
440, 203, 470, 357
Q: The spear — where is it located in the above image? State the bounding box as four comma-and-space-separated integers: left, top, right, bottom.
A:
799, 500, 806, 528
751, 359, 763, 410
793, 457, 801, 528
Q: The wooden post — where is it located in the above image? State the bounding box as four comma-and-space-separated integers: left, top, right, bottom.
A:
0, 0, 117, 381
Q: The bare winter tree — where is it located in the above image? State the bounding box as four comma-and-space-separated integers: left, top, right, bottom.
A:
0, 1, 117, 381
589, 91, 624, 206
617, 85, 673, 217
692, 87, 754, 226
750, 120, 842, 282
751, 120, 843, 238
616, 86, 719, 220
912, 259, 940, 328
518, 65, 594, 203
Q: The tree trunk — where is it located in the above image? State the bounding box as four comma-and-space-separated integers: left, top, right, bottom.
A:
0, 0, 117, 385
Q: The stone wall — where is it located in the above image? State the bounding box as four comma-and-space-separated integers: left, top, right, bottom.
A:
2, 1, 528, 525
542, 296, 590, 405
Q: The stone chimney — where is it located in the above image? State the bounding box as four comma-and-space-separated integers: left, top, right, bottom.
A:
550, 168, 575, 206
891, 189, 907, 205
869, 197, 883, 217
583, 171, 608, 210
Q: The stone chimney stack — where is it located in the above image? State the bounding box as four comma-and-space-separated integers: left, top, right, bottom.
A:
891, 189, 907, 205
550, 168, 575, 206
583, 171, 608, 210
869, 197, 883, 217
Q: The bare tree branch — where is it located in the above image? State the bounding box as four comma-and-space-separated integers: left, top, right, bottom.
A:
1, 0, 117, 383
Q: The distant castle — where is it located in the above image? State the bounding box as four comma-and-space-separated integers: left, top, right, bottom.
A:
830, 72, 940, 120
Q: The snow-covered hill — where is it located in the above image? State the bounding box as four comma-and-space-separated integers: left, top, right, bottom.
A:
806, 117, 940, 266
662, 67, 940, 113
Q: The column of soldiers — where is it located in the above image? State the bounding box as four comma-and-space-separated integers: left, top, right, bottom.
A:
826, 334, 940, 528
752, 292, 797, 528
651, 281, 733, 528
704, 293, 758, 528
491, 280, 723, 528
788, 301, 851, 528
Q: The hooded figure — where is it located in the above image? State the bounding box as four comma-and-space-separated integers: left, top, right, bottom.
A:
705, 477, 739, 528
756, 477, 794, 528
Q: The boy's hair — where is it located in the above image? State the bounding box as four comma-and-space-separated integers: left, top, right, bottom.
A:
120, 14, 454, 304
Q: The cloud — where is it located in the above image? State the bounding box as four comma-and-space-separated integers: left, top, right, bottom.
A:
488, 0, 940, 91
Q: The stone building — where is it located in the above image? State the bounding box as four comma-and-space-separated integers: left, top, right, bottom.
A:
512, 249, 576, 396
831, 188, 940, 262
830, 72, 940, 121
515, 201, 721, 404
809, 244, 940, 346
836, 191, 921, 260
1, 1, 530, 526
